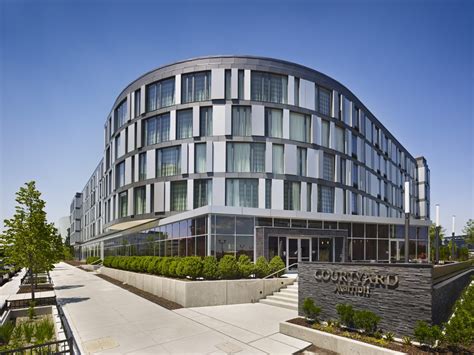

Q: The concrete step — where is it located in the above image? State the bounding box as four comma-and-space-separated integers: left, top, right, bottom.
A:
272, 291, 298, 300
280, 288, 298, 295
268, 294, 298, 303
260, 298, 298, 311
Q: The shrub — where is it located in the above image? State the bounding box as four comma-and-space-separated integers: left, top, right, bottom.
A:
181, 256, 203, 280
22, 322, 35, 343
254, 256, 269, 278
413, 320, 442, 347
384, 332, 395, 342
175, 258, 186, 278
444, 307, 473, 347
168, 258, 180, 278
202, 256, 219, 280
28, 301, 36, 320
34, 318, 55, 344
302, 298, 321, 322
103, 256, 114, 267
353, 310, 380, 335
147, 257, 159, 274
237, 255, 254, 278
160, 257, 173, 277
336, 304, 355, 328
402, 336, 412, 346
0, 321, 14, 345
218, 255, 239, 279
268, 256, 285, 277
153, 257, 164, 275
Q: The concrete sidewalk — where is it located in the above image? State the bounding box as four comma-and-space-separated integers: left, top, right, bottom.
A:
50, 263, 309, 354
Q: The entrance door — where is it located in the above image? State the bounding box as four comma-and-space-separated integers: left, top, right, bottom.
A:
287, 238, 311, 270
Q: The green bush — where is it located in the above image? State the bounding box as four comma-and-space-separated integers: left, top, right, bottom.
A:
175, 258, 186, 278
202, 256, 219, 280
302, 298, 321, 322
147, 257, 159, 274
384, 332, 395, 342
160, 257, 172, 277
0, 321, 14, 345
103, 256, 114, 267
181, 256, 203, 280
268, 256, 285, 277
353, 310, 381, 335
254, 256, 269, 278
218, 255, 239, 279
413, 320, 442, 347
237, 255, 254, 278
336, 304, 355, 328
444, 308, 473, 347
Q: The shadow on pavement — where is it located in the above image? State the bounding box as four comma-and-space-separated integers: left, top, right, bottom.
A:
55, 284, 85, 290
58, 297, 90, 305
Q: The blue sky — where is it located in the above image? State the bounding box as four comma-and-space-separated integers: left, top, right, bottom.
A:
1, 0, 472, 234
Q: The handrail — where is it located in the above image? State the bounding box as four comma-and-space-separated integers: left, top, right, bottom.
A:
263, 263, 299, 279
90, 258, 103, 266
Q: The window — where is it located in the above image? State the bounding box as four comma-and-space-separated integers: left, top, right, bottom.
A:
146, 77, 175, 111
265, 108, 283, 138
323, 153, 335, 181
227, 143, 265, 173
194, 179, 212, 208
134, 187, 146, 215
171, 181, 187, 211
182, 71, 211, 103
251, 71, 288, 104
138, 153, 146, 181
297, 147, 307, 176
353, 106, 359, 130
318, 186, 334, 213
352, 163, 359, 187
272, 144, 284, 174
225, 69, 231, 99
317, 86, 331, 116
238, 70, 244, 99
307, 183, 312, 212
157, 146, 181, 176
226, 179, 258, 208
335, 126, 345, 153
195, 143, 207, 173
265, 179, 272, 209
118, 191, 128, 218
200, 107, 213, 137
144, 113, 170, 145
352, 192, 358, 215
115, 134, 122, 159
352, 133, 358, 158
321, 120, 330, 147
340, 158, 346, 184
115, 161, 125, 188
290, 112, 311, 142
114, 99, 127, 131
232, 106, 251, 136
284, 181, 301, 211
176, 109, 193, 139
134, 89, 141, 117
294, 77, 300, 106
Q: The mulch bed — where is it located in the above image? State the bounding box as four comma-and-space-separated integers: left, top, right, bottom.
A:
287, 318, 472, 355
95, 274, 183, 310
294, 344, 338, 355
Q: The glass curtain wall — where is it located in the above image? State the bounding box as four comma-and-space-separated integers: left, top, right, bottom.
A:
144, 113, 170, 145
176, 109, 193, 139
290, 112, 311, 142
146, 78, 175, 111
227, 143, 265, 173
226, 179, 258, 208
232, 106, 252, 136
251, 71, 288, 104
182, 71, 211, 103
265, 108, 283, 137
157, 146, 181, 176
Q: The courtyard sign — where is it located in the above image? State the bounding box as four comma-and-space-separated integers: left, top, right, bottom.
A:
314, 269, 399, 297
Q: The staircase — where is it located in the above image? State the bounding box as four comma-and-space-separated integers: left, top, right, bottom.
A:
259, 280, 298, 310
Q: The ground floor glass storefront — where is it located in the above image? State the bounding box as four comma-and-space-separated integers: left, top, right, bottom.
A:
82, 214, 428, 264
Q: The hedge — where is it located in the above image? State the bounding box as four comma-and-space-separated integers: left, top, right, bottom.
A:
102, 255, 285, 280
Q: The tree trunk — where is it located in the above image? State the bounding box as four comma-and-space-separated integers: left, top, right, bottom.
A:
30, 267, 35, 302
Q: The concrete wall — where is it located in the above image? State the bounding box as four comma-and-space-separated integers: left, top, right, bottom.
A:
100, 266, 293, 308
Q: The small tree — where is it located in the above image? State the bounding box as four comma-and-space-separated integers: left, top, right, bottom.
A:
302, 298, 321, 322
462, 219, 474, 245
1, 182, 64, 302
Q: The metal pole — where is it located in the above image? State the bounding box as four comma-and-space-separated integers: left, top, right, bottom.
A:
435, 226, 440, 264
451, 233, 455, 261
404, 212, 409, 263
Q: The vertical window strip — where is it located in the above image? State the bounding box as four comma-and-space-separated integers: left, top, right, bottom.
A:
176, 109, 193, 139
199, 107, 213, 136
157, 146, 181, 177
232, 106, 252, 136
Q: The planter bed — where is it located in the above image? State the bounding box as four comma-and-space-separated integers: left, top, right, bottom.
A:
283, 318, 467, 355
100, 266, 293, 308
0, 305, 69, 353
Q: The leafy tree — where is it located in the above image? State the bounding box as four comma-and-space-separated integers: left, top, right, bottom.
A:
462, 219, 474, 245
1, 182, 64, 301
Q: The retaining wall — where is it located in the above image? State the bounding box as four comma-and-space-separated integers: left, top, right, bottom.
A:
100, 266, 293, 307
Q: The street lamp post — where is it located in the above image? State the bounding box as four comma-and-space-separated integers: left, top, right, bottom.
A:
435, 204, 440, 264
404, 181, 410, 263
451, 215, 456, 261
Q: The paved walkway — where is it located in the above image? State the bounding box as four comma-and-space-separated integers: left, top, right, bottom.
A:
0, 269, 26, 306
50, 263, 310, 354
